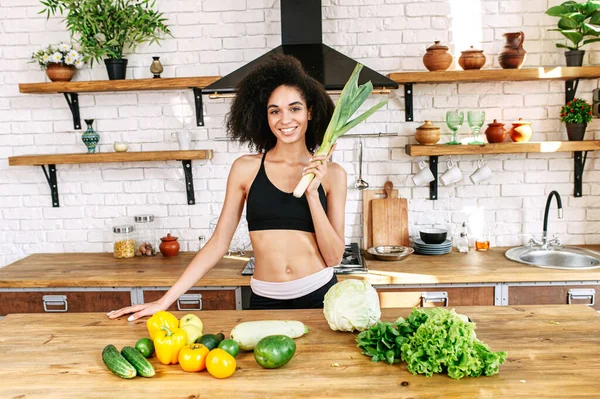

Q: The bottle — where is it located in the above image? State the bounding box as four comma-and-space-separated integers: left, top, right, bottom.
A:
458, 222, 469, 253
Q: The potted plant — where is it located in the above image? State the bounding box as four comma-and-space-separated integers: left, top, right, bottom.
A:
31, 43, 84, 82
560, 98, 593, 141
546, 0, 600, 66
40, 0, 171, 80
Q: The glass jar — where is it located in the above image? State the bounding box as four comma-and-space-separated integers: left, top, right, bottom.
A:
134, 214, 157, 256
113, 225, 135, 259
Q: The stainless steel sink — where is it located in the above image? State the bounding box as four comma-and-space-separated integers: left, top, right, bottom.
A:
505, 246, 600, 270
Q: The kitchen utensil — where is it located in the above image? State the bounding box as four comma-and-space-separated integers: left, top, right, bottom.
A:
509, 118, 533, 142
412, 158, 435, 186
467, 110, 486, 145
439, 159, 462, 186
422, 41, 453, 72
362, 187, 399, 250
367, 246, 414, 261
470, 157, 493, 184
354, 141, 369, 190
415, 120, 441, 145
371, 181, 409, 248
445, 110, 464, 145
419, 228, 448, 244
499, 31, 526, 69
159, 233, 180, 257
458, 46, 486, 70
485, 119, 507, 143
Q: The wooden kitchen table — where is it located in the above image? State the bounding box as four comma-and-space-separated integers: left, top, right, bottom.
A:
1, 305, 599, 398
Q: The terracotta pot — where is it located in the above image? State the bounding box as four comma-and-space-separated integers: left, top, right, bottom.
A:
485, 119, 507, 143
46, 63, 75, 82
159, 233, 180, 257
498, 31, 526, 69
458, 46, 486, 70
423, 41, 453, 72
415, 120, 441, 145
509, 118, 533, 142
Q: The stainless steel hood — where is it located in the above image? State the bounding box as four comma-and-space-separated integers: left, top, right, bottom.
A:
202, 0, 398, 94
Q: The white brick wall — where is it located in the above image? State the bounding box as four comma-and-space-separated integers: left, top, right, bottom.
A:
1, 0, 600, 267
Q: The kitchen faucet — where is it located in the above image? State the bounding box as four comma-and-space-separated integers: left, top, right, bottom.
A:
528, 190, 563, 250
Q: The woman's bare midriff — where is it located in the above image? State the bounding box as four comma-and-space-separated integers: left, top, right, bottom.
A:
250, 230, 328, 282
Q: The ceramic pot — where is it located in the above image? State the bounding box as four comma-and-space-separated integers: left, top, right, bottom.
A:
485, 119, 507, 143
565, 50, 585, 67
104, 58, 128, 80
82, 119, 100, 153
415, 120, 441, 145
458, 46, 486, 70
46, 63, 75, 82
423, 41, 453, 72
150, 56, 163, 78
159, 233, 180, 257
499, 31, 526, 69
509, 118, 533, 142
566, 122, 587, 141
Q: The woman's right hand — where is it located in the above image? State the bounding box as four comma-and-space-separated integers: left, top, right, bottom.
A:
107, 300, 166, 322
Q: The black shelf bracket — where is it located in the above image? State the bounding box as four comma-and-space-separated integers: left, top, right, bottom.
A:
574, 150, 588, 197
429, 156, 439, 200
182, 160, 195, 205
565, 79, 579, 104
62, 93, 81, 130
404, 83, 414, 122
41, 164, 59, 207
191, 88, 204, 127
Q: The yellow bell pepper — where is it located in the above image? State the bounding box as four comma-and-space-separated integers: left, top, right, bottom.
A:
154, 326, 188, 365
146, 311, 179, 340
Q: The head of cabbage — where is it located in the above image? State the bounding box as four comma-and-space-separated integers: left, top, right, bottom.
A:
323, 279, 381, 332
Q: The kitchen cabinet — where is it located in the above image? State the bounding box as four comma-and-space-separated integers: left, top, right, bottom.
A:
142, 288, 240, 311
507, 283, 600, 310
376, 285, 496, 308
0, 289, 133, 316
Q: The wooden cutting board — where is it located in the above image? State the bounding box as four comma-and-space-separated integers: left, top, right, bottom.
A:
370, 181, 409, 248
361, 185, 399, 250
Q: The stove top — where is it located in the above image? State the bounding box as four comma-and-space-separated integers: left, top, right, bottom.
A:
241, 242, 367, 276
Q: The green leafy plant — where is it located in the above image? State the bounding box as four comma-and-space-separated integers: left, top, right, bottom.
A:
40, 0, 172, 65
560, 98, 593, 123
546, 0, 600, 50
30, 43, 85, 69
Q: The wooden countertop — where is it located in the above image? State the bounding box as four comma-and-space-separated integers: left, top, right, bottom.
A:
2, 247, 600, 288
0, 305, 599, 398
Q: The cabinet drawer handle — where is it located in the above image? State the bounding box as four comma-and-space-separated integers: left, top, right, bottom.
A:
177, 294, 203, 311
421, 291, 448, 307
567, 289, 595, 306
42, 295, 68, 312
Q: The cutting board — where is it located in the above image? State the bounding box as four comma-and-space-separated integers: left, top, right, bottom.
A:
370, 181, 409, 248
361, 185, 400, 250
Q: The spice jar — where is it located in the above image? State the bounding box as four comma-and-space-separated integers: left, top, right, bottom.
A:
159, 233, 180, 257
134, 214, 157, 257
113, 225, 135, 259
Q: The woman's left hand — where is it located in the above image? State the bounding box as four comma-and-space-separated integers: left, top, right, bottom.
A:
303, 144, 336, 196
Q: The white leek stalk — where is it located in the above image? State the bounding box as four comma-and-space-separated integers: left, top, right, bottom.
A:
293, 63, 388, 198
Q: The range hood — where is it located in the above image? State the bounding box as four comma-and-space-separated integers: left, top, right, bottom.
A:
202, 0, 398, 94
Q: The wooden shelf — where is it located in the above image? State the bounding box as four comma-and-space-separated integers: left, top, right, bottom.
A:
406, 141, 600, 157
388, 66, 600, 84
8, 150, 213, 166
18, 76, 220, 94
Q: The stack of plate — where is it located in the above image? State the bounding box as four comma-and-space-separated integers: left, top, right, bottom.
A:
413, 238, 452, 255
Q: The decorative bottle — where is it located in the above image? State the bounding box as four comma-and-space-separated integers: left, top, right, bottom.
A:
82, 119, 100, 154
150, 56, 164, 78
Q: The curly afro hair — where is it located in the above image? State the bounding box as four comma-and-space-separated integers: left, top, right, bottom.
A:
226, 54, 334, 154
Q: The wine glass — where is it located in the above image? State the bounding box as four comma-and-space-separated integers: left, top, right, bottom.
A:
467, 110, 486, 145
445, 110, 463, 145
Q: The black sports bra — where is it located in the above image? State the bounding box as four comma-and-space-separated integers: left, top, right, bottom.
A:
246, 153, 327, 233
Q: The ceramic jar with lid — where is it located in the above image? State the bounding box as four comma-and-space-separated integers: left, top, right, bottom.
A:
485, 119, 508, 143
458, 46, 486, 70
423, 41, 453, 72
159, 233, 180, 257
415, 120, 441, 145
113, 225, 135, 259
509, 118, 533, 142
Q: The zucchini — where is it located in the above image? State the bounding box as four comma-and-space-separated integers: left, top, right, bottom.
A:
102, 344, 136, 379
121, 346, 155, 378
230, 320, 308, 351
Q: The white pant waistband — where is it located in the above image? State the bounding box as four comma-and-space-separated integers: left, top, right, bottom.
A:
250, 267, 335, 300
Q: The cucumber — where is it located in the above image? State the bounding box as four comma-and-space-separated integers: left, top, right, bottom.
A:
196, 333, 225, 350
230, 320, 308, 351
254, 335, 296, 369
121, 346, 155, 378
102, 344, 136, 379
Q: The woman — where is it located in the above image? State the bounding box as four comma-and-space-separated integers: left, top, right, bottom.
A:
107, 55, 347, 320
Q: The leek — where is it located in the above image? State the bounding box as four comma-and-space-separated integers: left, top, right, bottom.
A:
292, 63, 388, 198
